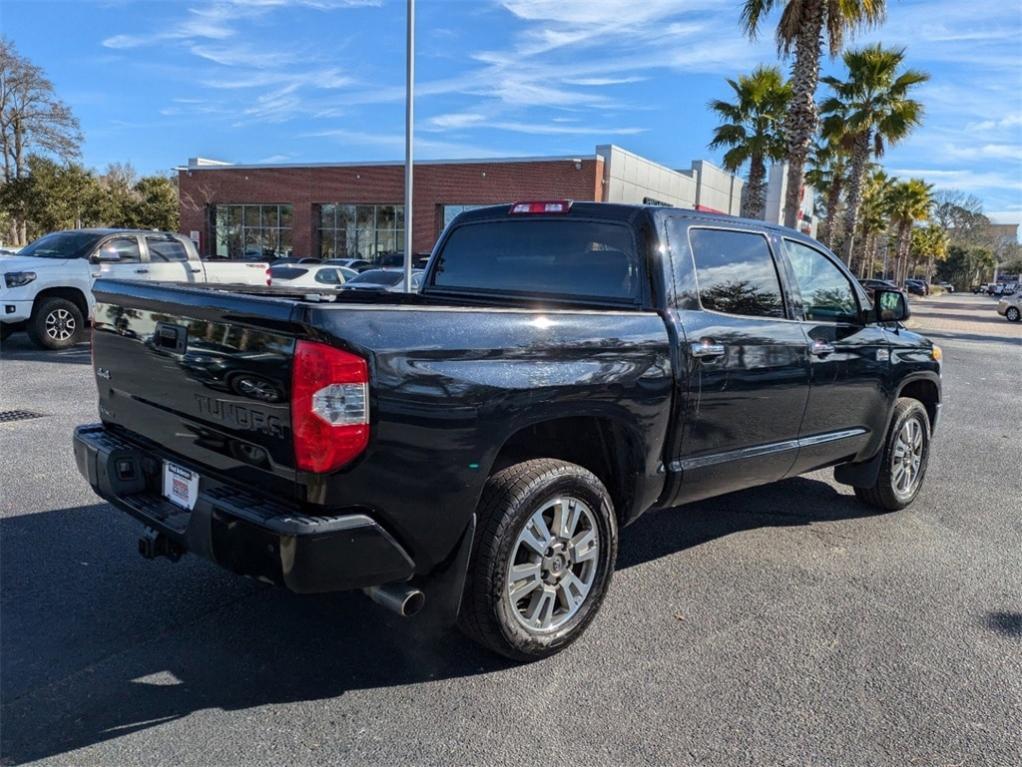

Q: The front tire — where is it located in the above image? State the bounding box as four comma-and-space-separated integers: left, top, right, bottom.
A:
854, 398, 931, 511
27, 297, 84, 350
459, 459, 618, 661
1006, 306, 1020, 322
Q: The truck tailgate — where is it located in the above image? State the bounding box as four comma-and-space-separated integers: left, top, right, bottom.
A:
91, 279, 301, 499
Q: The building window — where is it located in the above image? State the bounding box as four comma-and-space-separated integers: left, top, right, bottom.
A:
210, 204, 292, 260
441, 204, 487, 231
318, 204, 404, 262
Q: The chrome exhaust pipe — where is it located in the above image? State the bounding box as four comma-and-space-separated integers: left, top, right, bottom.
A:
362, 583, 425, 617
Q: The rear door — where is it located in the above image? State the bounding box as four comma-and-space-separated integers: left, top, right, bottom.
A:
666, 223, 810, 504
779, 237, 890, 473
143, 234, 204, 283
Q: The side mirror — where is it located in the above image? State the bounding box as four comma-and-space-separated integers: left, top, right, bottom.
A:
91, 247, 121, 263
876, 289, 910, 323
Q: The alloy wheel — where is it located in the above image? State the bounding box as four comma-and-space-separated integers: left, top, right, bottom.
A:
892, 417, 924, 497
45, 309, 76, 341
506, 496, 600, 633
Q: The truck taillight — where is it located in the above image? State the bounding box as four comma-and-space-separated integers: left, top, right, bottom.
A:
266, 268, 272, 287
291, 340, 369, 473
509, 200, 572, 215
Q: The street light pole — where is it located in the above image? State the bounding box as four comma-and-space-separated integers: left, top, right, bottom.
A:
402, 0, 415, 292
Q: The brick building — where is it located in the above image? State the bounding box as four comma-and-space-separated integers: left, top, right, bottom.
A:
176, 144, 748, 262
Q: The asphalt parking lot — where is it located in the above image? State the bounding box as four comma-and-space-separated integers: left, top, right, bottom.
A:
1, 293, 1020, 767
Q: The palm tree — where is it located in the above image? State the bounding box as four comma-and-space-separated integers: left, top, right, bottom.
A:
819, 45, 928, 265
888, 178, 932, 284
741, 0, 886, 230
856, 168, 894, 277
911, 224, 949, 283
708, 66, 791, 220
805, 138, 848, 250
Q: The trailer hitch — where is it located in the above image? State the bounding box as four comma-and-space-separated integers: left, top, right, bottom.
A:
138, 527, 184, 562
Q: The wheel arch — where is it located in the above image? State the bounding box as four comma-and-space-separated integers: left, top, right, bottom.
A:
489, 414, 648, 527
896, 373, 941, 430
33, 287, 90, 321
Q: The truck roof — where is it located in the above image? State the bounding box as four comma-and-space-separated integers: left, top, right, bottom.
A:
454, 201, 813, 240
54, 228, 176, 236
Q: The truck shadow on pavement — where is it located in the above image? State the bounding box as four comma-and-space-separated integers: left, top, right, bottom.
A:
0, 477, 898, 764
0, 335, 91, 364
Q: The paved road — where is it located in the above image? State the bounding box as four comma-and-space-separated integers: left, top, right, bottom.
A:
1, 301, 1020, 766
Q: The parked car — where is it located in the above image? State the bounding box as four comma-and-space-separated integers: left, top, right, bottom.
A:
859, 279, 900, 301
321, 258, 374, 272
904, 279, 928, 296
266, 264, 357, 289
377, 252, 430, 269
269, 256, 321, 265
936, 282, 955, 293
0, 229, 271, 349
338, 268, 424, 292
996, 292, 1021, 322
74, 202, 942, 661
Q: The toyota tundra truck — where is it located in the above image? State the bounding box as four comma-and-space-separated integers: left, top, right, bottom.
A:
73, 202, 942, 660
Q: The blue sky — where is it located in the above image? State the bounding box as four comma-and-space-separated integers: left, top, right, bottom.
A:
4, 0, 1021, 226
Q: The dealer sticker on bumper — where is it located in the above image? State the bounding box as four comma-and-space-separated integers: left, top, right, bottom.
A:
162, 461, 199, 511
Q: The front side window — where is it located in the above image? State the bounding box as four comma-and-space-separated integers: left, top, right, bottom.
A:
783, 239, 859, 323
146, 236, 188, 262
99, 237, 141, 263
431, 220, 640, 302
689, 228, 785, 318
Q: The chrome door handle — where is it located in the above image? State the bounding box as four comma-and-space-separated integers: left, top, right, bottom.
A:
810, 341, 836, 356
690, 340, 726, 359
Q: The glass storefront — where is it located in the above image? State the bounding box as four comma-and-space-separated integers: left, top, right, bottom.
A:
210, 204, 293, 260
441, 204, 487, 231
318, 204, 404, 262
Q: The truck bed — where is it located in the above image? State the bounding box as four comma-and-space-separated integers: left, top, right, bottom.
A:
89, 278, 675, 571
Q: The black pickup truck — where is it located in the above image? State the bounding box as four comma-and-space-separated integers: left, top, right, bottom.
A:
74, 202, 942, 660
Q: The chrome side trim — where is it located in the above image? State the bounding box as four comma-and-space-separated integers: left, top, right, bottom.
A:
670, 439, 799, 472
797, 428, 868, 447
670, 427, 867, 472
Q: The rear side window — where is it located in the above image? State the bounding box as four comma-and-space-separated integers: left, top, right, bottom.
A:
314, 268, 341, 285
689, 228, 785, 318
269, 267, 308, 280
432, 220, 640, 302
146, 236, 189, 262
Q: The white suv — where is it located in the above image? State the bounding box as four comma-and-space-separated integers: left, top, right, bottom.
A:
1, 229, 270, 349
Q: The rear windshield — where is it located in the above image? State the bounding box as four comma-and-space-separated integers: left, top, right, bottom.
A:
269, 266, 308, 279
19, 231, 104, 259
430, 220, 640, 301
350, 270, 404, 286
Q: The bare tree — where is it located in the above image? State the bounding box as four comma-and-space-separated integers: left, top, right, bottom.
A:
0, 37, 82, 242
931, 190, 988, 244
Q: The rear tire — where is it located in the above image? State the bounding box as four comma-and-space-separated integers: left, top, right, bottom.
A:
1006, 306, 1020, 322
854, 398, 931, 511
27, 297, 84, 350
459, 458, 618, 662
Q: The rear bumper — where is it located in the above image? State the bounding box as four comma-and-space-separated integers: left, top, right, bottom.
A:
73, 423, 415, 593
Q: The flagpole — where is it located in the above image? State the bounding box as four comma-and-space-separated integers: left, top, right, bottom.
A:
403, 0, 415, 292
